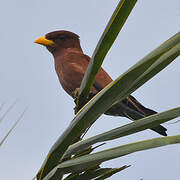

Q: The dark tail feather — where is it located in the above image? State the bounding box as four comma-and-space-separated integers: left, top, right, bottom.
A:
151, 125, 167, 136
128, 96, 168, 136
141, 107, 167, 136
105, 97, 167, 136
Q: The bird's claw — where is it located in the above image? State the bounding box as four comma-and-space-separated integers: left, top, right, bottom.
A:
73, 88, 80, 100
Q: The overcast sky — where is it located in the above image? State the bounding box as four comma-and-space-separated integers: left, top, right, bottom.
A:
0, 0, 180, 180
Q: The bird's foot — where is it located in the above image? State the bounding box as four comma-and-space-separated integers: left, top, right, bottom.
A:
72, 88, 80, 102
73, 90, 96, 114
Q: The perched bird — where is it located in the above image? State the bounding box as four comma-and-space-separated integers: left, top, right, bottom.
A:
34, 30, 167, 136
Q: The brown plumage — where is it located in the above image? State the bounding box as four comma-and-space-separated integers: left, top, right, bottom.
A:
34, 30, 167, 136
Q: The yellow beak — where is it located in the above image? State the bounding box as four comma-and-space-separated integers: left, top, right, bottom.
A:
34, 36, 55, 46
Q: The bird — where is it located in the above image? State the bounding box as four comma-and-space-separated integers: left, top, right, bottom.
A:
34, 30, 167, 136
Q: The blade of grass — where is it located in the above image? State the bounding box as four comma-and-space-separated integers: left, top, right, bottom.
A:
125, 42, 180, 96
44, 135, 180, 177
62, 107, 180, 159
77, 0, 138, 109
63, 167, 112, 180
94, 166, 130, 180
62, 166, 130, 180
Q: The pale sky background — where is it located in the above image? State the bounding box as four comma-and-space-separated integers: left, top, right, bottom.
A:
0, 0, 180, 180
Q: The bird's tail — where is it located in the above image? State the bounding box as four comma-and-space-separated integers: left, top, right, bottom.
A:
105, 95, 167, 136
140, 107, 167, 136
93, 80, 167, 136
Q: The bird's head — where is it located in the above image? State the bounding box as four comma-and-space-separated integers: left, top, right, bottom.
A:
34, 30, 81, 55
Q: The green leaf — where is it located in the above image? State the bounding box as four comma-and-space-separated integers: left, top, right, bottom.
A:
77, 0, 138, 109
37, 32, 180, 180
46, 135, 180, 176
63, 107, 180, 159
63, 167, 112, 180
62, 165, 130, 180
94, 165, 130, 180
